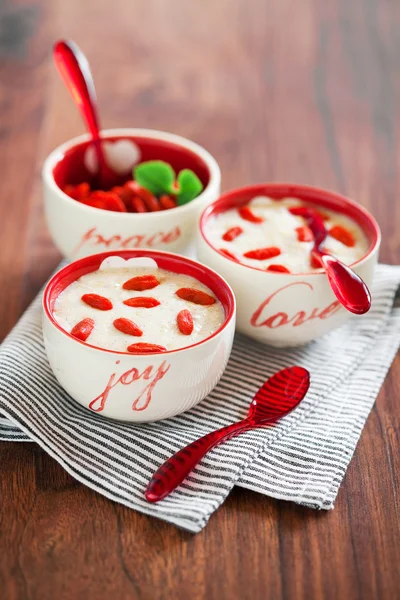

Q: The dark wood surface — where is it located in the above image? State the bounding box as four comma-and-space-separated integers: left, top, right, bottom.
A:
0, 1, 399, 598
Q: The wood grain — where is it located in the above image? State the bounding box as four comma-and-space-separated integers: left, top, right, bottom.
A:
0, 0, 399, 598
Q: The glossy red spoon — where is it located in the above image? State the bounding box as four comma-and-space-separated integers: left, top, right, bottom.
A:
53, 39, 117, 189
145, 366, 310, 503
290, 206, 371, 315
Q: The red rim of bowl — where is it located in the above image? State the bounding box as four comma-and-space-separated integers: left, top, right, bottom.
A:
42, 129, 221, 218
43, 249, 235, 356
200, 182, 381, 276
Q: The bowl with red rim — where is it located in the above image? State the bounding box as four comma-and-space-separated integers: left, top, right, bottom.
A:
197, 183, 381, 347
42, 249, 235, 422
42, 128, 221, 259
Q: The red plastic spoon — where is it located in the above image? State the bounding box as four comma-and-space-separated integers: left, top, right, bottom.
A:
53, 39, 117, 189
145, 366, 310, 503
289, 206, 371, 315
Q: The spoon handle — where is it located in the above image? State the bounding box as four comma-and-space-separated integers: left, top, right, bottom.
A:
145, 419, 252, 503
53, 40, 102, 154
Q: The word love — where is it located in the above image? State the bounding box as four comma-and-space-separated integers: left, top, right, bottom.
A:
74, 226, 182, 255
89, 360, 171, 413
251, 281, 341, 329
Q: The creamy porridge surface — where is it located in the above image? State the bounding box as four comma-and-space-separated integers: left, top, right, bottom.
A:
53, 267, 225, 352
205, 196, 368, 273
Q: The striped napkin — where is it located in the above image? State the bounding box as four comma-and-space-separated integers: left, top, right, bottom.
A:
1, 264, 399, 533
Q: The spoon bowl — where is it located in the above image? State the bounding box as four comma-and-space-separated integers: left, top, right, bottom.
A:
248, 365, 310, 424
317, 253, 371, 315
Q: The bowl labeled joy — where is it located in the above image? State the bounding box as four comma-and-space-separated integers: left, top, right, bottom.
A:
42, 250, 235, 422
42, 128, 221, 259
197, 183, 380, 347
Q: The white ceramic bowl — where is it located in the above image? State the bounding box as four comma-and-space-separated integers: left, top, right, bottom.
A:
197, 183, 381, 347
42, 249, 235, 422
43, 250, 235, 422
42, 128, 221, 259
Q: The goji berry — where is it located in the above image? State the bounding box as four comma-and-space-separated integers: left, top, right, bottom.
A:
70, 318, 95, 341
243, 247, 281, 260
63, 181, 90, 201
80, 194, 107, 210
131, 195, 147, 213
82, 191, 127, 212
63, 184, 76, 198
159, 195, 178, 210
296, 226, 314, 242
177, 309, 194, 335
219, 248, 240, 262
124, 180, 140, 195
111, 186, 123, 195
127, 342, 167, 353
81, 294, 113, 310
266, 264, 291, 273
64, 182, 91, 201
123, 274, 160, 291
222, 226, 243, 241
111, 186, 133, 209
238, 205, 263, 223
76, 182, 90, 198
175, 287, 216, 305
329, 225, 355, 247
123, 297, 160, 308
288, 206, 313, 218
113, 318, 143, 337
104, 192, 128, 212
134, 186, 160, 212
122, 181, 137, 210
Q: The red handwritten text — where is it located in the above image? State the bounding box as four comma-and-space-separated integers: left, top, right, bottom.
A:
251, 281, 341, 329
74, 226, 182, 255
89, 359, 171, 413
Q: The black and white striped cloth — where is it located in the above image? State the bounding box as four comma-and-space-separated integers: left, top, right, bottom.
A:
0, 264, 399, 532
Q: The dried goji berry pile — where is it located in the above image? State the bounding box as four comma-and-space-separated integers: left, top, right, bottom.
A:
63, 180, 178, 213
62, 158, 204, 213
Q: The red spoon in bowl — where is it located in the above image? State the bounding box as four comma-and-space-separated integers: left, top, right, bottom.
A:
289, 206, 371, 315
53, 39, 117, 189
145, 366, 310, 503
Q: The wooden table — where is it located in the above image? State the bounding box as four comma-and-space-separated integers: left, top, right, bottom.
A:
1, 1, 399, 598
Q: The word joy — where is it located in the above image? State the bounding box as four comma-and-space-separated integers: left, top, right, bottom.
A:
251, 281, 341, 329
74, 225, 182, 255
89, 360, 171, 413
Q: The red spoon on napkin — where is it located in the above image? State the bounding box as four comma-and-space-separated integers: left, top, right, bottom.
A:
289, 206, 371, 315
145, 366, 310, 503
53, 39, 118, 189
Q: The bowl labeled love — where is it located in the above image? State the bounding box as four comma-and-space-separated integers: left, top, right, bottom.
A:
197, 183, 380, 347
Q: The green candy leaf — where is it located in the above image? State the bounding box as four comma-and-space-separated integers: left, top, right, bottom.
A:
176, 169, 203, 205
134, 160, 175, 196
